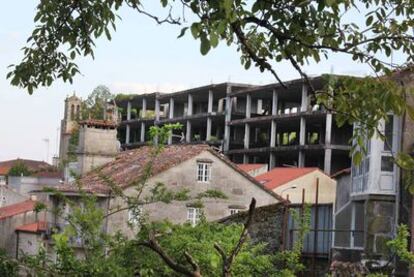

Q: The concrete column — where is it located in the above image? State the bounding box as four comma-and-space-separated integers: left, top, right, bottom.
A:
126, 125, 130, 144
298, 151, 305, 167
155, 98, 160, 121
325, 113, 332, 145
324, 148, 332, 175
186, 120, 192, 143
208, 90, 213, 113
272, 89, 278, 116
224, 93, 232, 152
300, 117, 306, 146
187, 94, 193, 116
168, 98, 174, 145
246, 94, 252, 118
140, 122, 145, 142
244, 123, 250, 149
324, 113, 333, 174
269, 153, 276, 169
206, 117, 212, 141
301, 83, 308, 112
127, 101, 132, 120
270, 120, 277, 147
243, 154, 249, 164
169, 98, 174, 119
141, 98, 147, 118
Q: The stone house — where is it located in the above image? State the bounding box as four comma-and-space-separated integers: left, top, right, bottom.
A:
47, 144, 284, 239
0, 199, 45, 258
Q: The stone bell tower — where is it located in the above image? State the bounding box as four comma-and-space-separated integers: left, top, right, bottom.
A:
59, 93, 82, 165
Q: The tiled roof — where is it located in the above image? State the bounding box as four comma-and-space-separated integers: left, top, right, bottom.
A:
0, 158, 58, 176
0, 200, 36, 220
237, 164, 266, 173
54, 144, 286, 202
56, 144, 212, 194
15, 221, 47, 233
256, 167, 319, 190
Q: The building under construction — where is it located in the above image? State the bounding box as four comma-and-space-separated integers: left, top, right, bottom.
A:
116, 75, 353, 175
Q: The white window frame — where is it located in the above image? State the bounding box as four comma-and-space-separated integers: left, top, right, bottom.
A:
187, 207, 200, 226
197, 162, 211, 183
229, 208, 241, 215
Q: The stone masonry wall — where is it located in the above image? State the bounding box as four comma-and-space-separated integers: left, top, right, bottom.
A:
219, 203, 286, 253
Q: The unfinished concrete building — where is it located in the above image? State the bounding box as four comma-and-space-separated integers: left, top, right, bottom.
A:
116, 77, 353, 174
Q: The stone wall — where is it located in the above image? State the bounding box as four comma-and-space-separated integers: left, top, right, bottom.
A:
365, 197, 395, 256
218, 203, 286, 252
106, 150, 280, 238
0, 211, 39, 257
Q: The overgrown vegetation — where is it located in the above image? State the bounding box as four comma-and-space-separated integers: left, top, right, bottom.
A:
7, 161, 32, 177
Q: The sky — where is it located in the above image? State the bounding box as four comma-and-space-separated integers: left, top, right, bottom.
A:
0, 1, 401, 163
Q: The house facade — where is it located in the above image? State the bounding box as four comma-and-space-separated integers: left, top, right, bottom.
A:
47, 144, 283, 239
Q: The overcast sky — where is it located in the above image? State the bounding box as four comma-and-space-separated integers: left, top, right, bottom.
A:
0, 1, 402, 163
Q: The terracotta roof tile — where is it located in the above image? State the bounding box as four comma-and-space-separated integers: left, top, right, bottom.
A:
54, 144, 286, 203
0, 200, 36, 220
15, 221, 47, 233
0, 158, 58, 176
237, 164, 267, 173
256, 167, 319, 190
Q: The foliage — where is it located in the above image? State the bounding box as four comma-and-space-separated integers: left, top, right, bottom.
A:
66, 126, 79, 164
273, 205, 311, 276
130, 220, 277, 276
8, 0, 414, 94
0, 249, 18, 277
387, 224, 414, 267
7, 161, 32, 177
81, 85, 114, 120
197, 189, 228, 200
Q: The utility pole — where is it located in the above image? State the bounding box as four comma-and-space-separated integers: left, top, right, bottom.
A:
43, 138, 50, 163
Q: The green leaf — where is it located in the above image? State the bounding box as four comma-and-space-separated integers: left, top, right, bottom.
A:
200, 36, 211, 55
366, 15, 374, 26
177, 27, 188, 38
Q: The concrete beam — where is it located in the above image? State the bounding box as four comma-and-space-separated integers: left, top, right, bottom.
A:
244, 123, 250, 149
126, 101, 132, 120
186, 120, 192, 143
141, 98, 147, 118
208, 90, 213, 113
206, 117, 212, 141
246, 93, 252, 118
299, 117, 306, 146
187, 93, 193, 116
301, 83, 308, 112
169, 98, 174, 119
140, 122, 145, 142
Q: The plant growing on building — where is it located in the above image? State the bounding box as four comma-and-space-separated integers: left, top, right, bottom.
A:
81, 85, 114, 120
7, 161, 32, 177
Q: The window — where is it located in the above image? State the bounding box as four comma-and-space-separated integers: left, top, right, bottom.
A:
381, 156, 394, 172
128, 206, 142, 226
229, 209, 241, 215
187, 207, 200, 226
197, 162, 211, 182
0, 176, 6, 185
